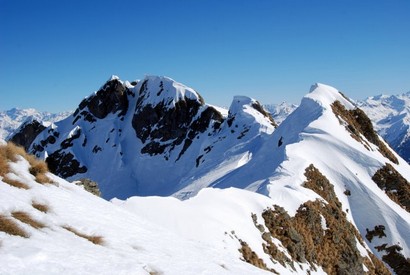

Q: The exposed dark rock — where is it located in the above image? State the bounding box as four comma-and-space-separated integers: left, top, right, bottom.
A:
251, 101, 277, 127
132, 86, 223, 159
8, 120, 46, 151
332, 101, 398, 164
372, 163, 410, 212
74, 178, 101, 197
46, 150, 87, 178
60, 128, 81, 149
376, 244, 410, 275
366, 225, 386, 242
74, 78, 130, 120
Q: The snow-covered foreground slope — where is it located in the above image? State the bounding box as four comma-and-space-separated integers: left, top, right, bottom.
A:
358, 92, 410, 163
0, 145, 273, 274
0, 143, 397, 274
0, 108, 70, 140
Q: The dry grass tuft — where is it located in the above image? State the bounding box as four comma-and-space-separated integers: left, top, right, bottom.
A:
2, 175, 30, 189
27, 157, 53, 184
372, 163, 410, 213
0, 142, 54, 184
331, 101, 398, 164
32, 202, 50, 213
0, 155, 8, 176
12, 211, 46, 229
0, 214, 29, 238
260, 164, 390, 274
238, 239, 276, 273
63, 226, 104, 245
0, 142, 27, 163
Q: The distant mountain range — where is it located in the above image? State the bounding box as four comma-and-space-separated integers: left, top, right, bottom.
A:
1, 76, 410, 273
0, 108, 70, 140
358, 92, 410, 163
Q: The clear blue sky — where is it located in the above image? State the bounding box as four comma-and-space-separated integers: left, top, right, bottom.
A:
1, 0, 409, 112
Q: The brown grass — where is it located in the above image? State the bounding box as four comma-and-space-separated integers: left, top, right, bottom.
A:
12, 211, 46, 229
32, 202, 50, 213
0, 142, 53, 184
63, 226, 104, 245
27, 156, 53, 184
0, 155, 8, 176
372, 163, 410, 213
0, 214, 29, 238
0, 142, 27, 162
238, 239, 277, 273
260, 164, 389, 274
331, 101, 398, 164
2, 175, 30, 189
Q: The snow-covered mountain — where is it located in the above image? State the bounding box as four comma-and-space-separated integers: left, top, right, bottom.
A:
358, 92, 410, 163
264, 102, 298, 125
8, 76, 410, 273
0, 141, 398, 274
0, 108, 70, 140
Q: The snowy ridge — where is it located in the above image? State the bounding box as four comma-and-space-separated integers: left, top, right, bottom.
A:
0, 143, 390, 274
136, 75, 203, 108
9, 76, 410, 272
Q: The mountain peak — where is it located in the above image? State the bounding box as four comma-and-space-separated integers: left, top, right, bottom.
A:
307, 83, 354, 110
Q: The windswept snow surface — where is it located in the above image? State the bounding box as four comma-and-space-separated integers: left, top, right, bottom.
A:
265, 83, 410, 261
1, 154, 331, 274
20, 76, 410, 267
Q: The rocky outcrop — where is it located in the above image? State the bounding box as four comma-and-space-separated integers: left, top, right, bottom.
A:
46, 150, 87, 178
132, 78, 224, 160
9, 120, 46, 151
73, 77, 131, 122
256, 165, 390, 274
74, 178, 101, 197
372, 163, 410, 212
332, 101, 398, 164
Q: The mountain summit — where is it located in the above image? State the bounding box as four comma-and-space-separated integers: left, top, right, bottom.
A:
8, 76, 410, 273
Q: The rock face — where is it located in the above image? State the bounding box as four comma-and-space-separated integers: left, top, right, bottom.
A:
132, 77, 224, 159
21, 75, 276, 199
9, 120, 46, 151
7, 78, 410, 273
74, 76, 131, 121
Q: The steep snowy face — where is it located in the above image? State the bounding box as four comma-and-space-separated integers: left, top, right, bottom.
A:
263, 83, 410, 273
132, 76, 224, 159
358, 92, 410, 163
24, 75, 276, 199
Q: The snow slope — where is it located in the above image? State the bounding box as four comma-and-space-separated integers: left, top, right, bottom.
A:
0, 149, 275, 274
2, 142, 396, 274
0, 108, 70, 139
3, 79, 410, 273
